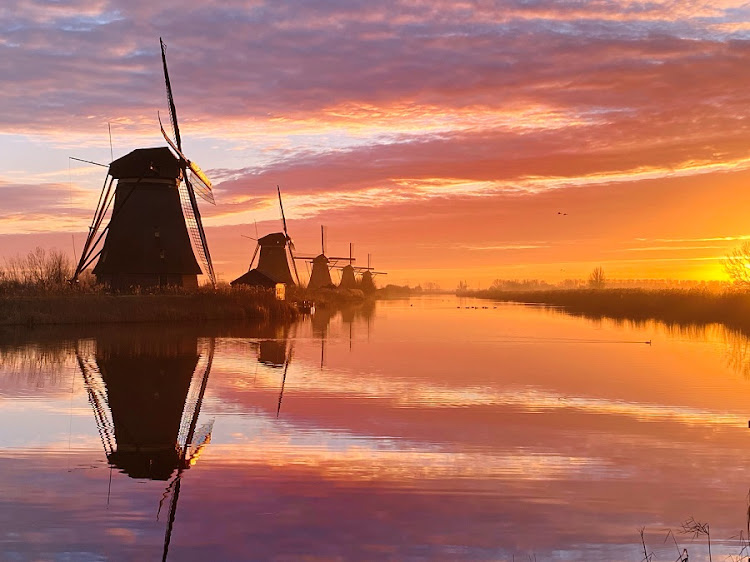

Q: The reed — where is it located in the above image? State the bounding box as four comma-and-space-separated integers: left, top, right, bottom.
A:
0, 285, 296, 326
467, 287, 750, 333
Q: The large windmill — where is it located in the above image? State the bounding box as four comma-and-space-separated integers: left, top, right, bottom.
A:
70, 38, 216, 290
293, 226, 350, 290
231, 186, 300, 287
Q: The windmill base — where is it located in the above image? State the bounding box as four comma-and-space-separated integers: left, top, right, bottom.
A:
96, 273, 199, 291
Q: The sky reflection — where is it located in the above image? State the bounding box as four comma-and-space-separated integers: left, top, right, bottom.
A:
2, 299, 750, 560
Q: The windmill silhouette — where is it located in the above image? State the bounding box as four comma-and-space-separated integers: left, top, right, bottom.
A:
294, 226, 351, 289
231, 186, 300, 287
337, 243, 358, 289
71, 38, 216, 289
355, 254, 386, 294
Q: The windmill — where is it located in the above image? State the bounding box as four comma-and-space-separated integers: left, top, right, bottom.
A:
70, 38, 216, 290
355, 254, 387, 294
293, 226, 350, 290
338, 243, 358, 289
231, 186, 300, 287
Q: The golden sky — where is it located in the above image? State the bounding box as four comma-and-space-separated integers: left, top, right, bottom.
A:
3, 0, 750, 286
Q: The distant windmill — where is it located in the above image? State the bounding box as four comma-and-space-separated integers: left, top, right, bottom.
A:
338, 243, 358, 289
355, 253, 387, 294
294, 226, 350, 289
231, 186, 300, 287
71, 38, 216, 290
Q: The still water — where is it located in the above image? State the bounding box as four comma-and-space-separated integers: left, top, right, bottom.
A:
2, 295, 750, 561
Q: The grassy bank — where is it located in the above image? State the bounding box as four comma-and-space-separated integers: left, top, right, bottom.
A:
0, 287, 297, 326
465, 287, 750, 332
292, 286, 368, 306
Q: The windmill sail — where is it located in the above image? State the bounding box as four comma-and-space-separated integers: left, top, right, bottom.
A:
160, 38, 216, 287
159, 118, 215, 205
277, 186, 300, 285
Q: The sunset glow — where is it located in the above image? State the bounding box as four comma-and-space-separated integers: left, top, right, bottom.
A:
3, 1, 750, 286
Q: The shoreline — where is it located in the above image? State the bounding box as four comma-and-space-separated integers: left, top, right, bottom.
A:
0, 290, 297, 326
462, 287, 750, 333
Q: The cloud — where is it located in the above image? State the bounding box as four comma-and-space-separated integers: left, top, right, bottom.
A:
5, 0, 750, 281
0, 181, 91, 233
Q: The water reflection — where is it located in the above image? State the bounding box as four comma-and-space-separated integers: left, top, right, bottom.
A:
7, 299, 750, 559
74, 330, 215, 561
75, 331, 214, 481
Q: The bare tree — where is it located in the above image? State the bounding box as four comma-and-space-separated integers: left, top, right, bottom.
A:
588, 266, 606, 289
1, 247, 72, 290
723, 242, 750, 289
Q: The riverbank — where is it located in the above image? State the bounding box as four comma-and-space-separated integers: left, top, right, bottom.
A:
0, 288, 297, 326
463, 287, 750, 332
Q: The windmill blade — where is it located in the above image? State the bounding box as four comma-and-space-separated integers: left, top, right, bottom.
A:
187, 168, 215, 205
160, 37, 182, 151
289, 247, 300, 286
276, 356, 290, 418
277, 185, 299, 285
159, 115, 217, 286
277, 185, 289, 239
287, 240, 300, 286
180, 177, 217, 287
248, 242, 260, 271
276, 338, 295, 418
159, 114, 215, 204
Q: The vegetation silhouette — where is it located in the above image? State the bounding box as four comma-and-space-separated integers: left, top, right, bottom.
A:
723, 241, 750, 289
469, 287, 750, 338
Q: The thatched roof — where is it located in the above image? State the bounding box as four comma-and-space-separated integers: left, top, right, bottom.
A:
230, 268, 278, 288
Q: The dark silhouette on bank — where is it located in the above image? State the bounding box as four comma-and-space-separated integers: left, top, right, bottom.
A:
231, 186, 299, 288
72, 38, 216, 291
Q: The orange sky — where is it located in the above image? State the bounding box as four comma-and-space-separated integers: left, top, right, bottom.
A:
3, 0, 750, 287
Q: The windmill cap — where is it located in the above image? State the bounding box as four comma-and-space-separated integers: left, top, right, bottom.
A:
258, 232, 288, 246
109, 147, 181, 180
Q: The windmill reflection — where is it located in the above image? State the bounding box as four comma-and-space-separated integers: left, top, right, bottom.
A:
238, 323, 295, 418
76, 330, 214, 561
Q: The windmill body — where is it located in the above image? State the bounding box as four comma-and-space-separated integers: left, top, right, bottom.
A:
297, 226, 341, 289
92, 148, 201, 290
360, 270, 376, 293
339, 264, 357, 289
231, 232, 296, 287
308, 254, 334, 289
255, 232, 296, 285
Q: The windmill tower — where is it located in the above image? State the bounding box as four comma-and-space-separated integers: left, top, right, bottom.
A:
356, 254, 387, 294
294, 226, 349, 290
338, 243, 357, 289
71, 38, 216, 290
231, 186, 300, 287
360, 254, 376, 293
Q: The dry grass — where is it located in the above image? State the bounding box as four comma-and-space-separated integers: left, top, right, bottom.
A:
0, 285, 296, 326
